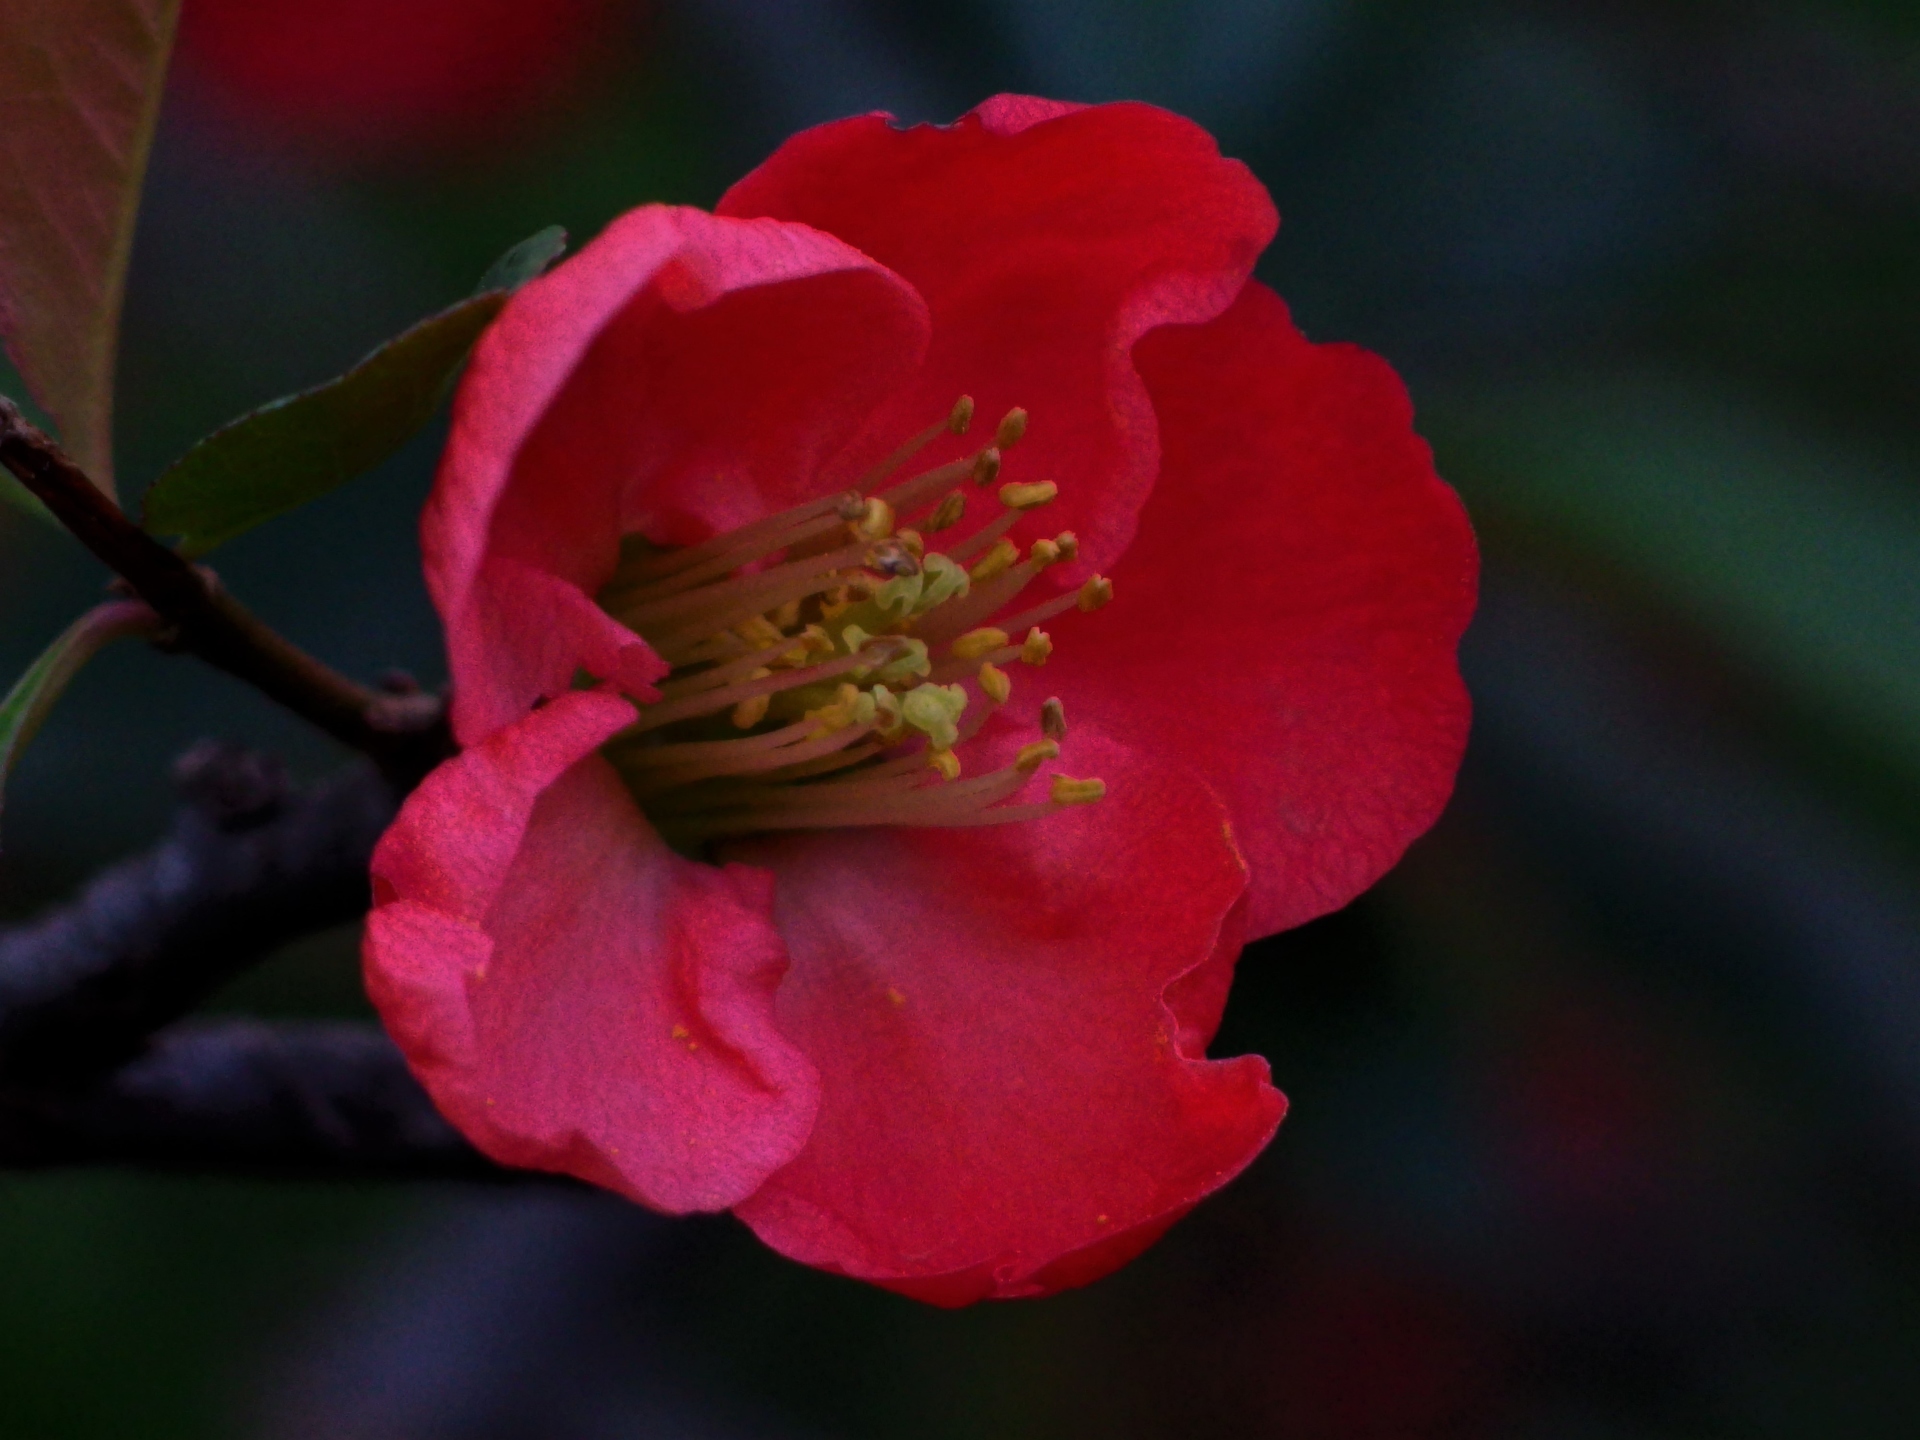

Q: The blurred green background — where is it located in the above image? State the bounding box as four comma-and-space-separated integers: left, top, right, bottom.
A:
3, 0, 1918, 1435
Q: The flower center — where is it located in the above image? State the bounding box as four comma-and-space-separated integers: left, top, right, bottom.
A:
594, 396, 1112, 855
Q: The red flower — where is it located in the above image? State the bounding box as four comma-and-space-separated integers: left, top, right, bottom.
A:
364, 96, 1477, 1305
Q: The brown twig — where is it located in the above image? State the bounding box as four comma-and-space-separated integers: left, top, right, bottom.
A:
0, 395, 453, 790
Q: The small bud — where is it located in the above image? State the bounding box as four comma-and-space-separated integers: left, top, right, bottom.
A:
1077, 575, 1113, 611
926, 489, 968, 532
949, 395, 975, 434
977, 662, 1012, 705
1000, 480, 1058, 510
1040, 696, 1067, 740
969, 538, 1020, 583
951, 627, 1009, 660
996, 407, 1028, 448
1020, 628, 1053, 666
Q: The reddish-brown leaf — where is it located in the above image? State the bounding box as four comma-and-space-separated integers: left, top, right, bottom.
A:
0, 0, 181, 495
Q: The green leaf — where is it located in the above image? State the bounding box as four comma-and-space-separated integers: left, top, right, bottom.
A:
1430, 369, 1920, 781
476, 225, 568, 296
0, 0, 182, 496
139, 227, 567, 558
1, 600, 162, 834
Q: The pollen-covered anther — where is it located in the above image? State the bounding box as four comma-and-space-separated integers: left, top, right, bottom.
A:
1053, 531, 1079, 561
951, 627, 1009, 661
902, 682, 968, 750
1016, 739, 1060, 772
977, 662, 1012, 705
734, 614, 783, 649
999, 480, 1057, 510
732, 675, 773, 729
995, 406, 1028, 448
897, 528, 925, 560
971, 447, 1002, 487
928, 748, 961, 781
850, 496, 895, 542
926, 489, 967, 532
1028, 537, 1061, 567
970, 538, 1020, 583
866, 538, 919, 577
949, 394, 975, 434
1077, 575, 1114, 612
1021, 628, 1053, 665
1050, 774, 1106, 805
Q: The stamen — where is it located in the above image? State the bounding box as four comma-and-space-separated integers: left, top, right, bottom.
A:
999, 480, 1057, 510
926, 490, 967, 532
590, 398, 1112, 850
1041, 697, 1067, 740
1050, 775, 1106, 805
977, 662, 1012, 704
950, 627, 1009, 660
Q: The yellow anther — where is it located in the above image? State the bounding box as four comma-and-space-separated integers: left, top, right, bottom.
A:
803, 682, 867, 737
977, 661, 1012, 705
769, 598, 802, 631
1029, 537, 1061, 567
834, 491, 866, 522
1016, 739, 1060, 771
819, 586, 855, 620
733, 615, 782, 650
927, 489, 967, 532
951, 627, 1009, 660
996, 407, 1028, 448
851, 496, 895, 542
776, 623, 830, 668
1050, 774, 1106, 805
731, 672, 773, 729
897, 528, 925, 560
928, 748, 962, 781
1077, 574, 1113, 611
1020, 627, 1053, 665
969, 538, 1019, 582
1040, 696, 1067, 740
949, 395, 975, 434
1000, 480, 1058, 510
971, 446, 1002, 486
1054, 530, 1079, 560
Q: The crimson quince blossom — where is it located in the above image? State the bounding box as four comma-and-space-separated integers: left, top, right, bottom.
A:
364, 95, 1477, 1306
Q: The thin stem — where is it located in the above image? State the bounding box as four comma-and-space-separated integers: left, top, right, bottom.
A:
0, 396, 452, 790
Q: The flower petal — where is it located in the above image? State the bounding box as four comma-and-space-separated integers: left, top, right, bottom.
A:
365, 689, 821, 1212
428, 204, 931, 742
718, 97, 1277, 580
1041, 281, 1478, 939
725, 728, 1284, 1305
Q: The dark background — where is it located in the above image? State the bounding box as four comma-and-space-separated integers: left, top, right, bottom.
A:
3, 1, 1917, 1435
